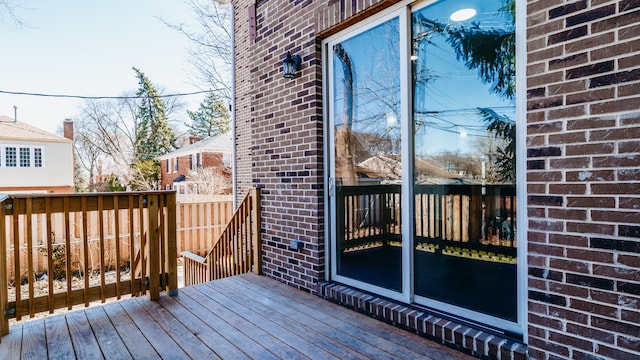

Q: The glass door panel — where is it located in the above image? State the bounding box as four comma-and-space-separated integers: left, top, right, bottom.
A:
411, 0, 518, 321
332, 16, 403, 292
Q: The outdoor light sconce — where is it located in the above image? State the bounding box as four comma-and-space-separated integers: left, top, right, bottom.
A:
282, 51, 301, 79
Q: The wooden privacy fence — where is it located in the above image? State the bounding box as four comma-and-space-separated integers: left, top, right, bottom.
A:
0, 192, 178, 338
176, 199, 234, 256
182, 188, 261, 286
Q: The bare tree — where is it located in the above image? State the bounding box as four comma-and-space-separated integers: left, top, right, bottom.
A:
163, 0, 232, 103
186, 166, 232, 195
73, 88, 185, 191
0, 0, 26, 27
73, 115, 110, 191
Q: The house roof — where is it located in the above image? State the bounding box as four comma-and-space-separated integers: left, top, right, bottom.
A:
159, 132, 232, 160
0, 116, 71, 143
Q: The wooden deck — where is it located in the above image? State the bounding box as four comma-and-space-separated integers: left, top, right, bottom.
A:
0, 273, 473, 359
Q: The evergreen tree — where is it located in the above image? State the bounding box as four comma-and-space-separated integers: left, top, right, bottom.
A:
186, 91, 230, 138
132, 67, 177, 162
130, 67, 177, 190
415, 0, 516, 182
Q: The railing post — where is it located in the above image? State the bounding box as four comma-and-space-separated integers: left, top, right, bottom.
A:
147, 194, 160, 301
165, 192, 178, 296
251, 188, 262, 275
0, 195, 9, 337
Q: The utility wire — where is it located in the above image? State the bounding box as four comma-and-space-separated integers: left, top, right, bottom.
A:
0, 89, 215, 100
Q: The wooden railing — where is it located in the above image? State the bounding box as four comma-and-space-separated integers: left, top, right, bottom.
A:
0, 198, 233, 280
0, 192, 178, 337
181, 188, 261, 286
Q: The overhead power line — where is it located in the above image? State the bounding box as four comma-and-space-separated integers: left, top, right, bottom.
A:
0, 89, 215, 100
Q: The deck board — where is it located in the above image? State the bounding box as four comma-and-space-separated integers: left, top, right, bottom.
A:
188, 284, 308, 359
216, 278, 376, 359
101, 302, 160, 360
44, 312, 75, 359
21, 319, 47, 360
0, 321, 22, 360
198, 281, 342, 359
155, 295, 249, 360
119, 298, 190, 360
1, 273, 475, 359
234, 274, 466, 360
235, 277, 425, 357
83, 306, 133, 360
66, 309, 104, 360
169, 287, 277, 359
134, 297, 221, 360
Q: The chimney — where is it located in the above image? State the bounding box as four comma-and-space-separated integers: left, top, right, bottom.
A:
63, 119, 74, 140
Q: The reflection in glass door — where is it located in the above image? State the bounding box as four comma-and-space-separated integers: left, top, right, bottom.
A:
412, 0, 517, 322
332, 16, 403, 292
327, 0, 520, 333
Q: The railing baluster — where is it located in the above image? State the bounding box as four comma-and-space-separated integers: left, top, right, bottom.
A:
114, 196, 121, 300
165, 193, 178, 295
12, 203, 20, 321
147, 194, 160, 301
45, 198, 54, 314
98, 196, 106, 303
140, 195, 146, 295
128, 194, 136, 296
26, 198, 35, 318
80, 197, 89, 307
0, 196, 9, 336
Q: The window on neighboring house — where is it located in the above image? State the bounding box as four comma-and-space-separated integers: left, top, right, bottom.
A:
5, 147, 17, 167
174, 157, 178, 172
19, 147, 30, 167
197, 153, 201, 167
166, 159, 170, 172
190, 154, 194, 171
223, 153, 231, 167
34, 148, 43, 168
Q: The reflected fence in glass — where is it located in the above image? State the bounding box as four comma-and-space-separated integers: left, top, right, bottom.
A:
336, 184, 516, 252
335, 182, 517, 313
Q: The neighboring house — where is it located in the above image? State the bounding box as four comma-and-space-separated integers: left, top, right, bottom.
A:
231, 0, 639, 359
0, 116, 74, 193
158, 132, 233, 193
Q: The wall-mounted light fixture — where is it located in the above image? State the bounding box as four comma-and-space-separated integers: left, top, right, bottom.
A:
282, 51, 301, 79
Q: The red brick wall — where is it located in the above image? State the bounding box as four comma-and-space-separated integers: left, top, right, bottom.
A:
160, 153, 225, 189
234, 0, 640, 358
526, 0, 640, 359
235, 0, 342, 293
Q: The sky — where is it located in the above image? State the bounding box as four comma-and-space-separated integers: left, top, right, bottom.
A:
0, 1, 206, 134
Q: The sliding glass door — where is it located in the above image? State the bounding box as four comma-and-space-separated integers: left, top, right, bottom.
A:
412, 0, 518, 324
330, 15, 404, 294
327, 0, 520, 333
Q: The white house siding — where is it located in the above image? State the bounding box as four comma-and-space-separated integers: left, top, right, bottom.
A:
0, 139, 73, 190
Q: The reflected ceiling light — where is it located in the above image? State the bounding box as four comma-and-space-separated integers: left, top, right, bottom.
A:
450, 8, 477, 22
386, 113, 398, 128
